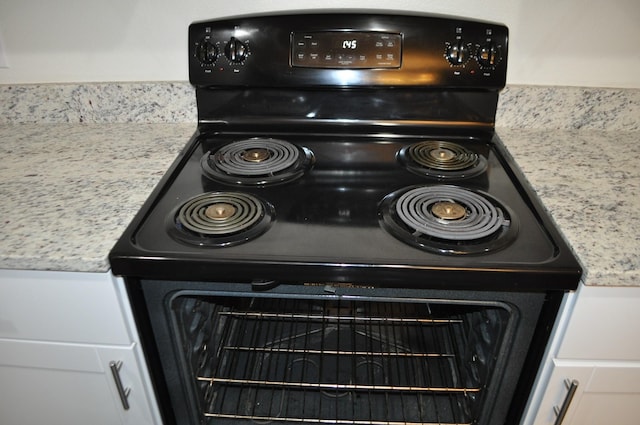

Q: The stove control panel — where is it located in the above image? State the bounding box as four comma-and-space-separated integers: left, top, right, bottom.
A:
189, 13, 508, 88
291, 32, 402, 69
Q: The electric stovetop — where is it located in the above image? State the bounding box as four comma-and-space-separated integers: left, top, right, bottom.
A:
110, 12, 581, 291
110, 127, 580, 290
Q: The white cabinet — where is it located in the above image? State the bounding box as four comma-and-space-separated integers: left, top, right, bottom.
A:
0, 270, 161, 425
523, 285, 640, 425
535, 360, 640, 425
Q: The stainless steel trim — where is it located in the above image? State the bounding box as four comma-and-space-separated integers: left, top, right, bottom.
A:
109, 360, 131, 410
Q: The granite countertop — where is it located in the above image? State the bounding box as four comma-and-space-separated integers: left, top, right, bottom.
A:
496, 128, 640, 287
0, 123, 194, 272
0, 83, 638, 287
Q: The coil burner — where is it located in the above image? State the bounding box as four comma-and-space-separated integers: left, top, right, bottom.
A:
202, 138, 315, 186
168, 192, 274, 247
379, 185, 518, 254
397, 140, 487, 180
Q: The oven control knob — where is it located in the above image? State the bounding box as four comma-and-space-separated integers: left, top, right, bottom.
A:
445, 40, 471, 66
477, 42, 502, 68
224, 37, 249, 63
195, 39, 218, 65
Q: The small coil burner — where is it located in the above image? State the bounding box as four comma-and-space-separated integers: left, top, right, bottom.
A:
201, 138, 315, 186
168, 192, 274, 246
379, 185, 518, 254
397, 140, 487, 180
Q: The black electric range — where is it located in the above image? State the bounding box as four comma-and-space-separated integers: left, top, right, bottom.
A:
109, 12, 581, 291
108, 12, 582, 425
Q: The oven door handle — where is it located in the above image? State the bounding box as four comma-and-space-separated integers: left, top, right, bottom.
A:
251, 279, 279, 291
553, 379, 579, 425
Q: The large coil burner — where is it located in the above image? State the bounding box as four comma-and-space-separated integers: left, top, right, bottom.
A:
397, 140, 487, 180
379, 185, 518, 255
201, 138, 315, 186
168, 192, 275, 247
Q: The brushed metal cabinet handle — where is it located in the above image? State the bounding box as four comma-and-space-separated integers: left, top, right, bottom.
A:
109, 360, 131, 410
553, 379, 579, 425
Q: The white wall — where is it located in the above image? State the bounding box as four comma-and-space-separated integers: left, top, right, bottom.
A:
0, 0, 639, 87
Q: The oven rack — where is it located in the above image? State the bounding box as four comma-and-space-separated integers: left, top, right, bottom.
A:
187, 299, 483, 425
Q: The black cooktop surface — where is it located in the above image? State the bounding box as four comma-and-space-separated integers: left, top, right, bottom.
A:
110, 127, 581, 290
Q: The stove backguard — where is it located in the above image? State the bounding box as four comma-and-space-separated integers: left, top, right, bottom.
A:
130, 280, 558, 425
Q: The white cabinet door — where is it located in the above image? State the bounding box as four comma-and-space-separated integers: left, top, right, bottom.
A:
0, 270, 130, 344
531, 359, 640, 425
557, 286, 640, 361
0, 338, 156, 425
0, 271, 160, 425
523, 286, 640, 424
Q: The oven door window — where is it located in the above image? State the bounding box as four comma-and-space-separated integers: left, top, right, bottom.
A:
167, 292, 515, 425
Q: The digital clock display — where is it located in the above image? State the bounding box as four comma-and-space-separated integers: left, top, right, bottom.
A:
291, 31, 402, 68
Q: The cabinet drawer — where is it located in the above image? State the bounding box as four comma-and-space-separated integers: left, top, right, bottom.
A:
558, 286, 640, 361
0, 270, 130, 344
531, 360, 640, 425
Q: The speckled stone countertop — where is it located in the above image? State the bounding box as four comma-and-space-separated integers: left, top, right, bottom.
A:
0, 83, 639, 287
496, 128, 640, 287
0, 123, 194, 272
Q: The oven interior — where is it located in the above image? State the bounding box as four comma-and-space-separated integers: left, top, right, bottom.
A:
139, 282, 547, 425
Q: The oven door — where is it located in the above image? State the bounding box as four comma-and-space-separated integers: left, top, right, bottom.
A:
129, 280, 550, 425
